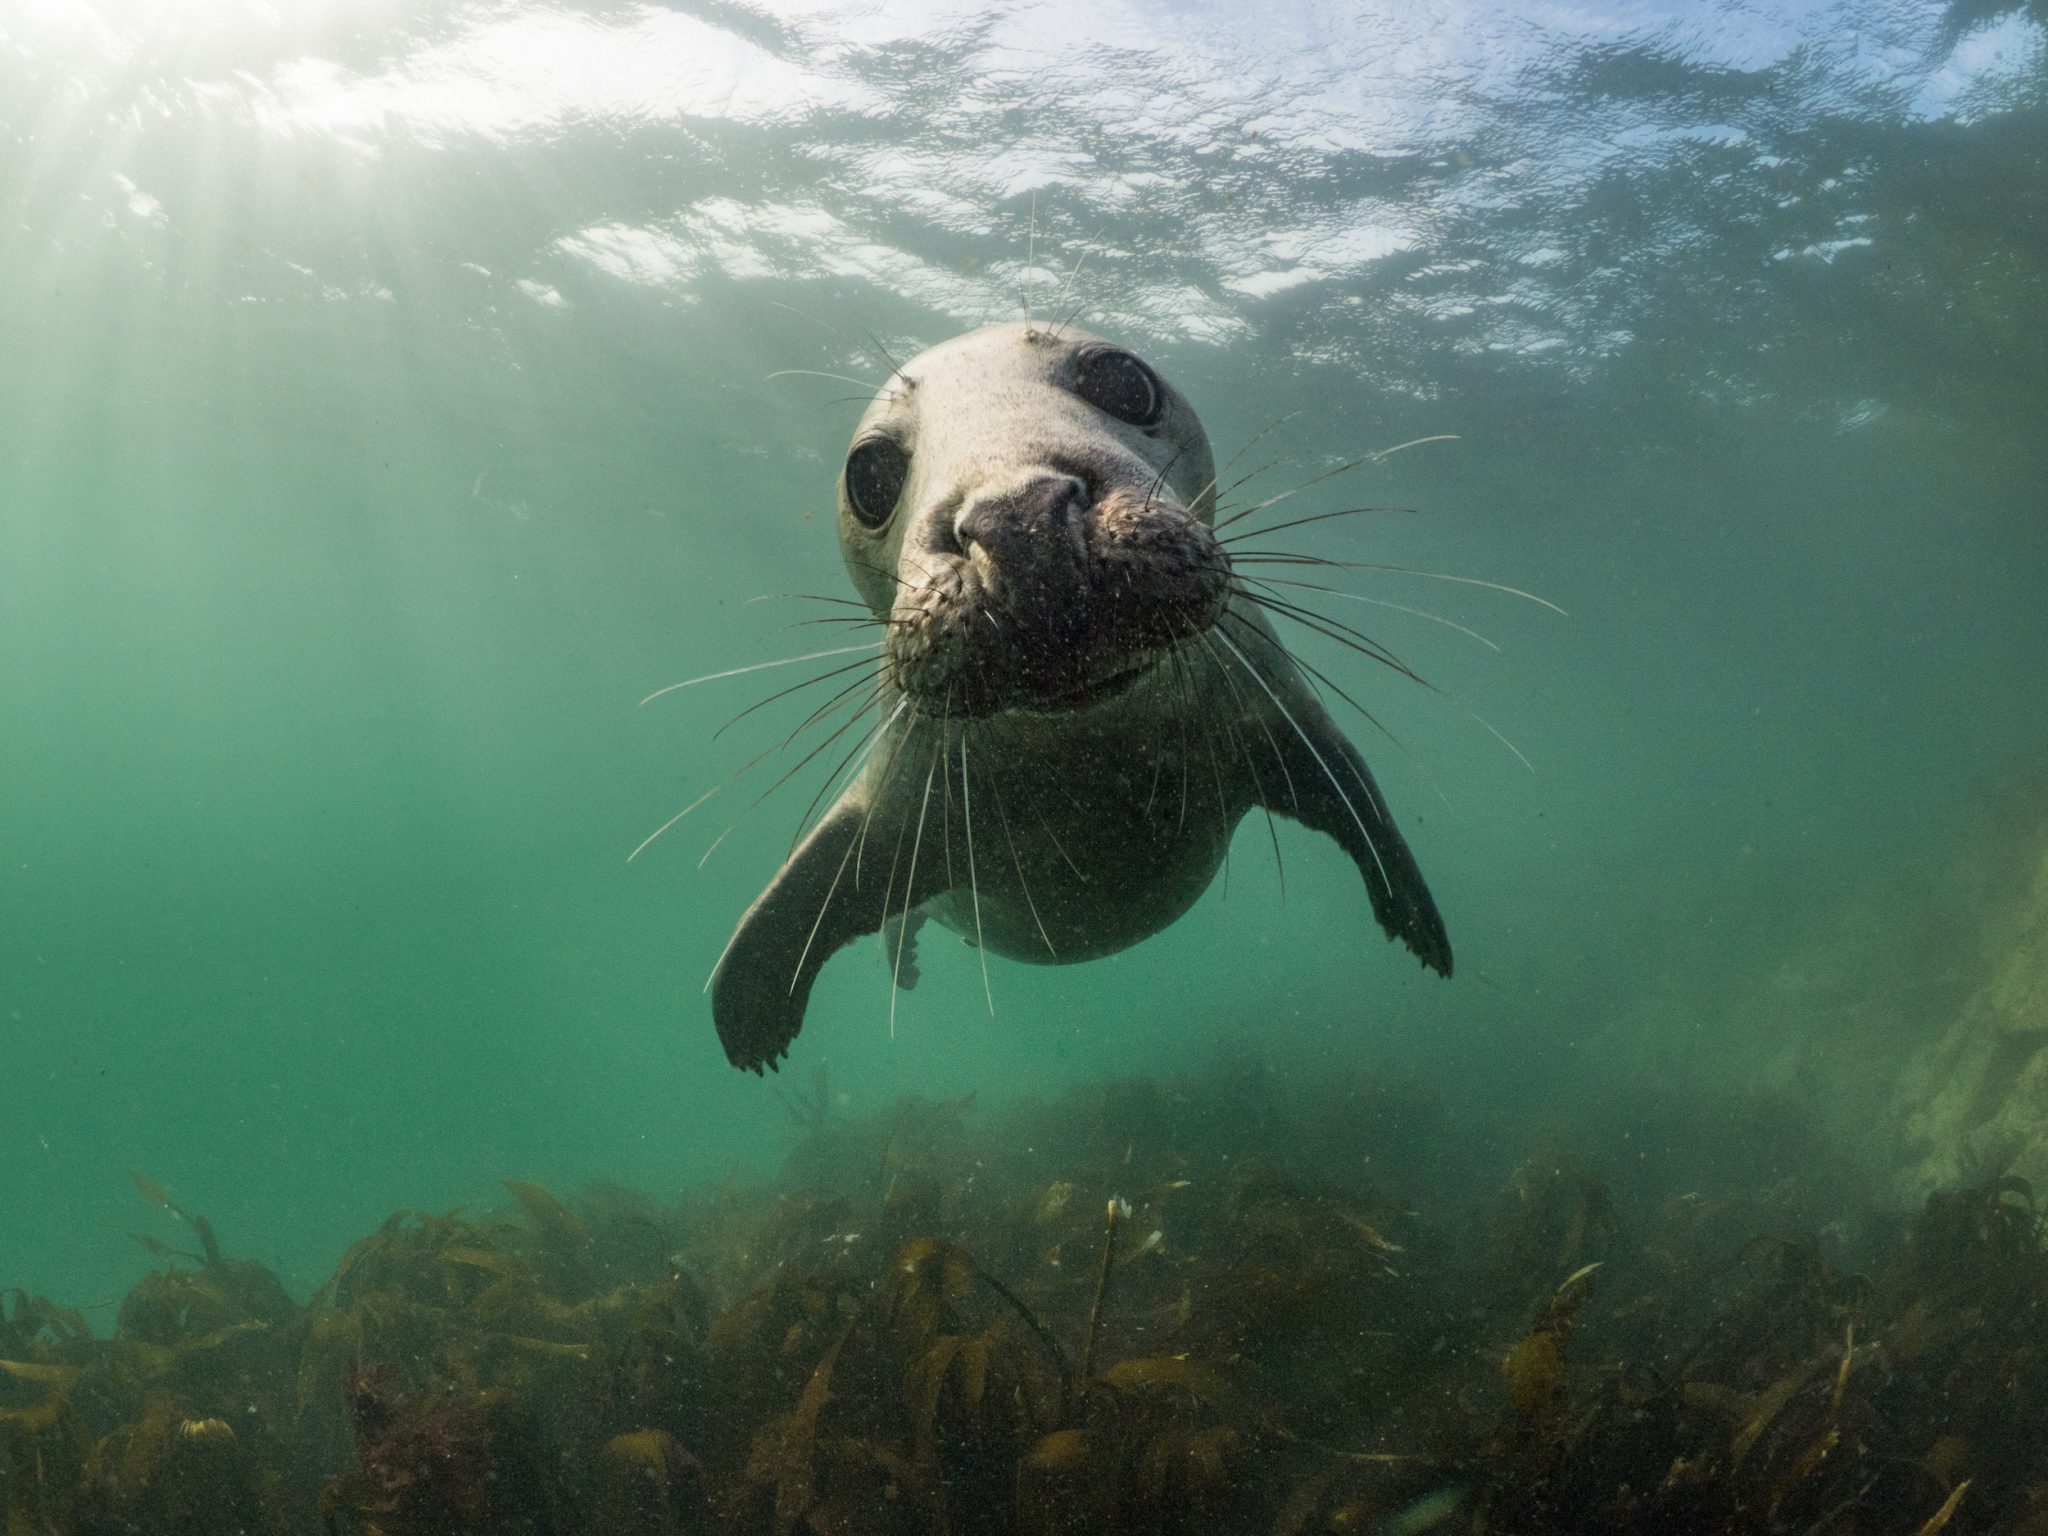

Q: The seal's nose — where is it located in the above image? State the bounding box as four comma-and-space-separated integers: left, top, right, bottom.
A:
953, 472, 1088, 567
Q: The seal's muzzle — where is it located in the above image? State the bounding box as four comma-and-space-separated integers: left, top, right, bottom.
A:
888, 474, 1229, 716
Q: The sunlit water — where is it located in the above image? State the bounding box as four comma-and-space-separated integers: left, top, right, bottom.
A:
2, 0, 2043, 1306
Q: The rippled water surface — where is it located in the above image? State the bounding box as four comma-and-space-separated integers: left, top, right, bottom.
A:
2, 0, 2044, 1302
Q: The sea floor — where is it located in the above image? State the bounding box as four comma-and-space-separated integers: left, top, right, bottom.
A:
0, 1056, 2026, 1535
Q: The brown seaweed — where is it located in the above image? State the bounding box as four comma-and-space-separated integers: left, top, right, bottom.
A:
4, 1067, 2048, 1533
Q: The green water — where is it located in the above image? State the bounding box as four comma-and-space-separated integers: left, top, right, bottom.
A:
1, 0, 2043, 1310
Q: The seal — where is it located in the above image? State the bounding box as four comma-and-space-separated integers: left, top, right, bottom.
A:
710, 322, 1451, 1072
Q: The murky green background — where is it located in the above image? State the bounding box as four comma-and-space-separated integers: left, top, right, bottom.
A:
2, 0, 2043, 1304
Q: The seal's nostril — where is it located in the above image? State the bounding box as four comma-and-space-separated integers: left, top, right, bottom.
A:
955, 472, 1089, 554
1041, 473, 1089, 517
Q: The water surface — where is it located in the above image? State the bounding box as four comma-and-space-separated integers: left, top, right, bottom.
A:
1, 0, 2043, 1304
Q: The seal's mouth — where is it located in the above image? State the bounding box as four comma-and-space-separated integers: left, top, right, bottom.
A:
897, 627, 1191, 720
1020, 656, 1156, 715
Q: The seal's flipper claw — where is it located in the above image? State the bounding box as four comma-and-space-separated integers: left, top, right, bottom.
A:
711, 799, 948, 1071
881, 909, 925, 990
710, 806, 862, 1072
1264, 724, 1452, 978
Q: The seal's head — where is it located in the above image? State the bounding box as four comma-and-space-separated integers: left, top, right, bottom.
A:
838, 323, 1227, 718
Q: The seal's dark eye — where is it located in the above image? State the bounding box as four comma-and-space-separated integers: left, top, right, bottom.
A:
844, 437, 909, 529
1072, 346, 1164, 429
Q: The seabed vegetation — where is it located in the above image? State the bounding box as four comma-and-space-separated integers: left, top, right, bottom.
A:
1, 1058, 2038, 1534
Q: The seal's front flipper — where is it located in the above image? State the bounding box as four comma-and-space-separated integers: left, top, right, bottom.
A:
711, 800, 949, 1073
1264, 719, 1453, 978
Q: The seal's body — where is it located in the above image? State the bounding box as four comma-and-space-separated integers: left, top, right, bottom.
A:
712, 323, 1450, 1072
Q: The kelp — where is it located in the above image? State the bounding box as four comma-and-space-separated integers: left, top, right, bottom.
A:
7, 1069, 2048, 1532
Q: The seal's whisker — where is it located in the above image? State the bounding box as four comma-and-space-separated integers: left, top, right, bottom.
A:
1187, 643, 1245, 897
1267, 604, 1535, 780
628, 794, 714, 865
1013, 770, 1086, 884
1172, 646, 1201, 830
726, 672, 881, 800
790, 820, 863, 1000
1235, 558, 1568, 614
889, 735, 945, 1039
876, 726, 929, 959
1192, 414, 1300, 510
1237, 591, 1423, 684
1195, 631, 1289, 899
848, 556, 915, 592
1340, 565, 1568, 615
1242, 575, 1503, 652
699, 689, 886, 868
1464, 704, 1536, 774
1222, 614, 1475, 809
862, 328, 905, 381
782, 696, 888, 856
1023, 190, 1038, 322
1211, 437, 1458, 534
1212, 457, 1375, 533
1199, 625, 1299, 813
854, 702, 919, 888
985, 757, 1057, 961
959, 735, 994, 1016
1178, 647, 1201, 832
940, 695, 958, 892
1187, 629, 1254, 805
1178, 645, 1234, 873
896, 547, 948, 593
1224, 551, 1356, 569
765, 368, 884, 390
748, 591, 871, 609
1142, 662, 1172, 818
1366, 433, 1461, 460
766, 300, 894, 384
1176, 643, 1232, 837
788, 615, 902, 630
1232, 587, 1432, 690
1220, 609, 1406, 763
632, 678, 877, 864
769, 675, 887, 777
1142, 445, 1188, 519
1224, 617, 1402, 803
714, 654, 883, 740
1213, 629, 1396, 895
696, 821, 740, 869
1047, 228, 1105, 340
1169, 646, 1194, 832
790, 693, 901, 853
640, 642, 882, 706
775, 666, 888, 751
1209, 458, 1283, 511
757, 589, 876, 606
1217, 505, 1415, 546
978, 708, 1096, 840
